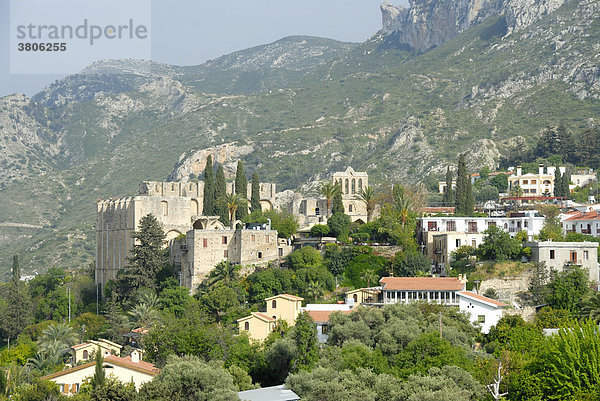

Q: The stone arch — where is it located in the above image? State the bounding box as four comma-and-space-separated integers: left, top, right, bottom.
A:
260, 199, 274, 211
165, 229, 183, 242
354, 219, 365, 225
161, 201, 168, 216
193, 220, 205, 230
191, 199, 199, 216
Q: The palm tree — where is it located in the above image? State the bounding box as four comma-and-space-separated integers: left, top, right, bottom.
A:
137, 290, 159, 310
38, 323, 78, 351
394, 194, 413, 229
359, 186, 377, 222
218, 193, 248, 228
129, 303, 159, 329
28, 341, 65, 374
361, 269, 379, 288
306, 280, 324, 302
206, 260, 240, 288
580, 292, 600, 322
320, 181, 341, 218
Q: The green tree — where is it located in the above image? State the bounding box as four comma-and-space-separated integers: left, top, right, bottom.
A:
580, 291, 600, 322
320, 181, 341, 218
476, 225, 522, 261
118, 214, 169, 295
217, 193, 248, 229
203, 155, 215, 215
12, 381, 66, 401
309, 224, 330, 240
214, 165, 229, 225
537, 205, 564, 241
394, 251, 430, 277
204, 261, 240, 288
291, 312, 319, 371
199, 285, 241, 322
358, 186, 377, 222
90, 349, 106, 389
475, 185, 499, 203
331, 191, 345, 215
234, 161, 248, 220
287, 247, 323, 270
38, 323, 78, 352
360, 269, 378, 288
490, 174, 508, 192
12, 255, 20, 284
546, 265, 589, 315
0, 281, 32, 345
554, 166, 564, 198
455, 154, 471, 215
519, 262, 549, 306
81, 377, 139, 401
128, 302, 159, 329
327, 212, 351, 241
139, 356, 239, 401
250, 172, 261, 212
442, 166, 454, 207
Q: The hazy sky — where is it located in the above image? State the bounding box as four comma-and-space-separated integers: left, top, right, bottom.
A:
0, 0, 408, 97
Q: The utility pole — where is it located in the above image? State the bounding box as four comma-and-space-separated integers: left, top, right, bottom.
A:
439, 310, 443, 339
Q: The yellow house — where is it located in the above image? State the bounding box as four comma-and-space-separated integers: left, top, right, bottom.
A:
41, 351, 159, 396
264, 294, 303, 323
237, 312, 276, 342
71, 339, 122, 364
345, 288, 381, 306
238, 294, 304, 342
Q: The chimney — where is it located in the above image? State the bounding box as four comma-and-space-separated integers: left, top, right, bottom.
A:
131, 350, 140, 363
516, 166, 522, 176
559, 166, 566, 175
539, 164, 544, 175
548, 166, 556, 176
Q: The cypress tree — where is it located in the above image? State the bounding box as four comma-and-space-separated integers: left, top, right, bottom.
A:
12, 255, 20, 284
465, 177, 475, 216
203, 155, 215, 215
331, 191, 345, 215
90, 349, 106, 388
554, 166, 563, 197
214, 165, 229, 225
562, 171, 570, 199
455, 154, 468, 214
443, 166, 453, 207
235, 161, 248, 219
251, 172, 261, 212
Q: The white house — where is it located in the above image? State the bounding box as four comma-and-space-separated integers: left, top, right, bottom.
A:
525, 241, 599, 282
457, 291, 508, 334
379, 276, 467, 305
562, 209, 600, 237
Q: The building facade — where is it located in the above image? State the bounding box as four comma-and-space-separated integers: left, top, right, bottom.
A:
457, 291, 507, 334
379, 276, 467, 305
525, 241, 599, 282
562, 209, 600, 237
238, 294, 304, 342
508, 165, 565, 196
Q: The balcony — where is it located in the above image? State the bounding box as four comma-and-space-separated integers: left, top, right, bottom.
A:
581, 229, 592, 235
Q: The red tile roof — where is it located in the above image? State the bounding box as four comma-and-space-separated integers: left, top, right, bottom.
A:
306, 310, 352, 323
40, 354, 159, 380
458, 291, 508, 308
380, 277, 465, 291
253, 312, 276, 322
564, 211, 600, 221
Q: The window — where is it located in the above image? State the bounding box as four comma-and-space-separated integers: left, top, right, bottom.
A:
447, 221, 456, 231
472, 240, 477, 247
272, 300, 277, 309
487, 221, 496, 229
203, 238, 208, 248
345, 179, 349, 194
478, 315, 486, 323
522, 180, 528, 185
224, 250, 228, 258
524, 221, 529, 228
456, 239, 461, 248
428, 221, 438, 231
258, 252, 263, 259
244, 321, 249, 330
322, 324, 329, 334
349, 204, 353, 212
550, 250, 555, 259
265, 235, 270, 242
570, 251, 577, 263
352, 179, 356, 194
251, 234, 256, 242
468, 222, 478, 233
358, 179, 363, 192
315, 207, 320, 216
584, 250, 589, 260
83, 350, 89, 360
222, 236, 228, 245
161, 201, 168, 216
531, 189, 536, 194
531, 180, 537, 184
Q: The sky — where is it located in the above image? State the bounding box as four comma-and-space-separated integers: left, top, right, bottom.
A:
0, 0, 408, 97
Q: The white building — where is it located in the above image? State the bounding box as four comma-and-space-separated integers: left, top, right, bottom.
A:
525, 241, 599, 282
458, 291, 508, 334
508, 165, 565, 196
562, 209, 600, 238
379, 276, 467, 305
417, 211, 545, 268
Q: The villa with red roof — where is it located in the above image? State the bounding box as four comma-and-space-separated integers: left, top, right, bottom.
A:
238, 294, 304, 342
563, 209, 600, 237
41, 350, 158, 396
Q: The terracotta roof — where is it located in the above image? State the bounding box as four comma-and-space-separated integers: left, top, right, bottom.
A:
41, 355, 159, 380
264, 294, 304, 301
564, 211, 600, 221
423, 207, 455, 213
380, 277, 465, 291
306, 310, 352, 323
238, 312, 276, 323
71, 342, 91, 350
458, 291, 508, 308
131, 327, 149, 334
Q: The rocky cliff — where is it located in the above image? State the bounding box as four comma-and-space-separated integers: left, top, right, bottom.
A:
381, 0, 568, 52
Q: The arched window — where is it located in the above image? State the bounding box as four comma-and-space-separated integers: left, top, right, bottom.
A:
171, 184, 175, 191
161, 201, 168, 216
315, 207, 320, 216
338, 179, 343, 191
358, 179, 363, 192
353, 294, 358, 302
345, 179, 349, 194
244, 321, 249, 330
272, 300, 277, 309
352, 179, 356, 194
349, 204, 353, 212
82, 350, 89, 360
191, 199, 199, 216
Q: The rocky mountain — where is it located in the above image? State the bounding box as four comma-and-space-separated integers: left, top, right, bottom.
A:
380, 0, 569, 52
1, 0, 599, 278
